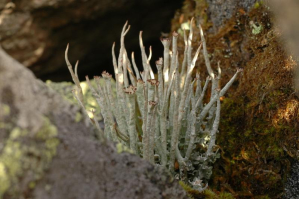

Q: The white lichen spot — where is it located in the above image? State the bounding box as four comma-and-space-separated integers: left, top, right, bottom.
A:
250, 21, 263, 35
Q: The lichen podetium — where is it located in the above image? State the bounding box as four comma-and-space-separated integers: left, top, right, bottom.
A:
65, 19, 241, 191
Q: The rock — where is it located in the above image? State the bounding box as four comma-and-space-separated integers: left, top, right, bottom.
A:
0, 46, 187, 199
206, 0, 257, 32
171, 0, 298, 197
0, 0, 183, 81
284, 161, 299, 199
267, 0, 299, 95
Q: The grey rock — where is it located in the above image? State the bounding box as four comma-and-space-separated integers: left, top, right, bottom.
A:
0, 46, 187, 199
284, 161, 299, 199
206, 0, 257, 32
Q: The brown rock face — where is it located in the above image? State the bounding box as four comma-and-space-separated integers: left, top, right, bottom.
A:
0, 0, 183, 81
171, 0, 298, 197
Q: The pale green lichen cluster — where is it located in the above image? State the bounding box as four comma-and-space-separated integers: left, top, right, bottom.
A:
0, 104, 11, 129
66, 19, 241, 191
75, 112, 82, 122
1, 104, 10, 116
116, 142, 134, 154
0, 117, 59, 198
250, 21, 263, 35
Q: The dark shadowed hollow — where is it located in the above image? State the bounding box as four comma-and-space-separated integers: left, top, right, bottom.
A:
0, 0, 184, 82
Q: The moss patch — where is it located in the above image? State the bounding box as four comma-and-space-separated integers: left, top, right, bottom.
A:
172, 2, 298, 198
179, 181, 235, 199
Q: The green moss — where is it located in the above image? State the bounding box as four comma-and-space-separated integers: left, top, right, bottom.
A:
179, 181, 201, 199
203, 189, 217, 198
179, 181, 194, 198
255, 195, 270, 199
171, 1, 296, 197
0, 117, 60, 198
218, 192, 234, 199
179, 181, 235, 199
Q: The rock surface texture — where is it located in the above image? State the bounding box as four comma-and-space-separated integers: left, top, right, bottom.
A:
206, 0, 257, 31
0, 46, 187, 199
283, 161, 299, 199
267, 0, 299, 95
0, 0, 183, 81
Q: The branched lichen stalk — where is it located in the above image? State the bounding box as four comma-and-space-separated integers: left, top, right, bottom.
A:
65, 44, 84, 103
206, 97, 221, 156
124, 86, 137, 153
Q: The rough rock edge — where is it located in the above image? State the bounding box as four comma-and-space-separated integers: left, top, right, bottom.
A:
283, 161, 299, 199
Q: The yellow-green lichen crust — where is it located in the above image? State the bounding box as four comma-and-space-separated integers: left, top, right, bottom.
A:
116, 143, 134, 154
0, 117, 60, 198
75, 112, 82, 123
0, 104, 10, 116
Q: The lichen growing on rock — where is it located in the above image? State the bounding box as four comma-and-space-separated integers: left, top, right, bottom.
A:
0, 117, 59, 198
0, 42, 188, 199
46, 79, 116, 120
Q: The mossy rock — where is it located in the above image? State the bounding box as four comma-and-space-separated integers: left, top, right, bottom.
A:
171, 1, 298, 197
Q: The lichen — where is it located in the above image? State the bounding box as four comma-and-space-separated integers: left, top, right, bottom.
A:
1, 104, 10, 116
250, 21, 263, 35
46, 79, 115, 120
0, 122, 12, 130
254, 1, 263, 9
29, 181, 36, 189
0, 117, 59, 198
116, 143, 134, 154
75, 112, 82, 122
